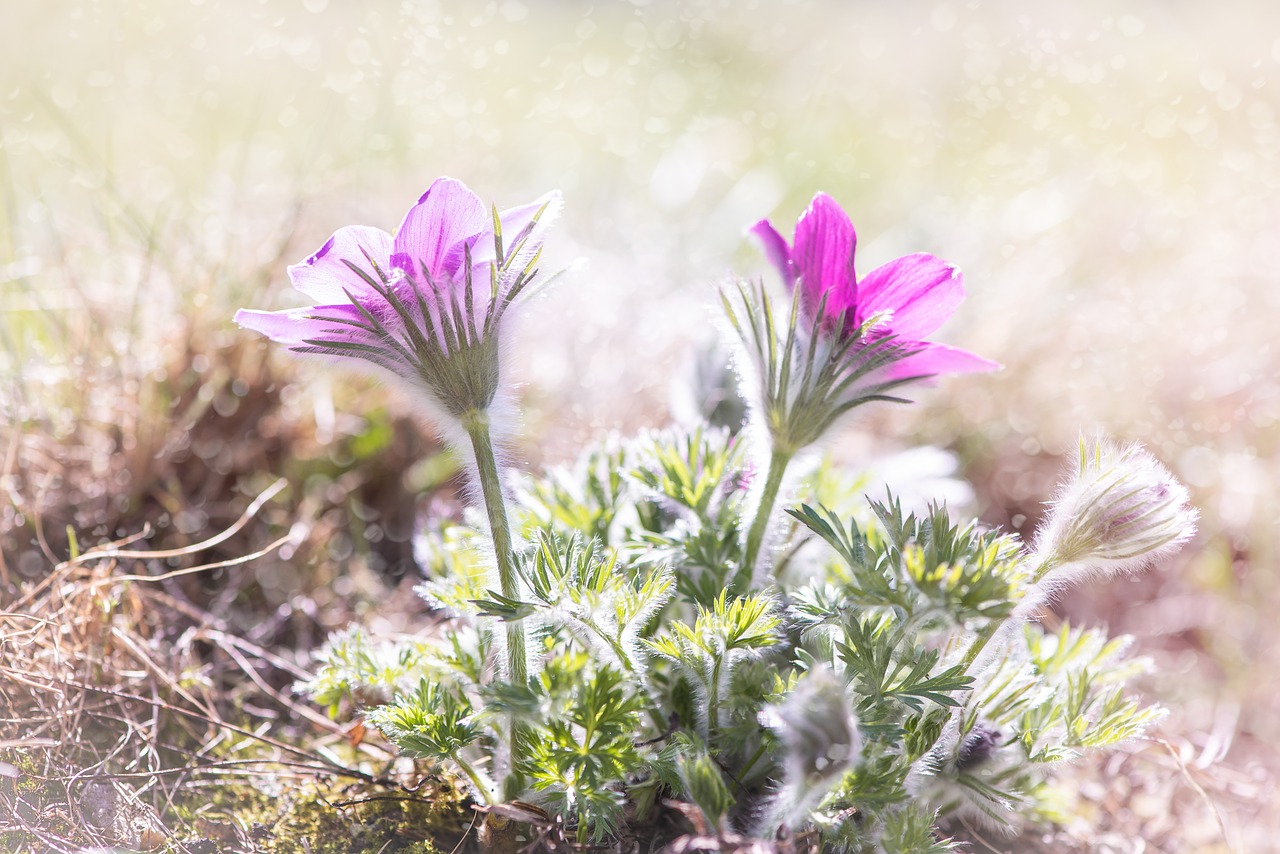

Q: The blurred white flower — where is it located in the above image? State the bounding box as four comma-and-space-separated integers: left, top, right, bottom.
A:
860, 444, 976, 514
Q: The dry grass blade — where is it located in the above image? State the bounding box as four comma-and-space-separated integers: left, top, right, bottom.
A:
62, 477, 288, 565
86, 531, 302, 587
7, 477, 289, 614
1157, 737, 1237, 854
0, 476, 434, 853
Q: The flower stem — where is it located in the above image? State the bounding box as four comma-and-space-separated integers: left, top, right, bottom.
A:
960, 621, 1002, 672
465, 414, 530, 794
961, 556, 1058, 672
454, 755, 498, 805
707, 657, 721, 739
464, 414, 528, 687
736, 741, 769, 784
735, 447, 792, 594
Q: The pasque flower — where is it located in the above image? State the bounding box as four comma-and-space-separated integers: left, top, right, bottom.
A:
726, 192, 996, 585
960, 437, 1196, 673
237, 178, 563, 775
758, 665, 861, 832
236, 176, 560, 434
749, 191, 998, 382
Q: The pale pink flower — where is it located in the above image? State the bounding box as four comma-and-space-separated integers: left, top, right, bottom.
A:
236, 177, 560, 427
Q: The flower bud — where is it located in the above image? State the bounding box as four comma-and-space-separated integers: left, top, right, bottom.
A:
1032, 438, 1197, 583
759, 665, 860, 827
677, 751, 735, 829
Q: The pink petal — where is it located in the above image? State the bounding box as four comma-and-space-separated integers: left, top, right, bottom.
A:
791, 192, 858, 322
748, 218, 794, 288
391, 177, 489, 281
287, 226, 394, 304
882, 341, 1001, 380
858, 253, 965, 340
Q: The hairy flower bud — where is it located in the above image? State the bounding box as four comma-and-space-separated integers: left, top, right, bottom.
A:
1032, 438, 1197, 584
677, 751, 735, 829
759, 665, 861, 829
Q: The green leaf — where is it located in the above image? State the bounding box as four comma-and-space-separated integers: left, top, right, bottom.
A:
366, 679, 479, 761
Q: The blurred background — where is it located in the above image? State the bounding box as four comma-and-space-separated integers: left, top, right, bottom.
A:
2, 0, 1276, 849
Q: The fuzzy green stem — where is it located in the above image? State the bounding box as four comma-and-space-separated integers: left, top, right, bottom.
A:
960, 621, 1002, 672
705, 657, 723, 741
464, 415, 528, 687
735, 447, 793, 594
465, 414, 531, 795
454, 754, 498, 805
736, 741, 769, 784
961, 556, 1059, 672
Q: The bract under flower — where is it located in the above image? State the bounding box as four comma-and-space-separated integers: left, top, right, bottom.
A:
236, 177, 561, 425
750, 192, 998, 380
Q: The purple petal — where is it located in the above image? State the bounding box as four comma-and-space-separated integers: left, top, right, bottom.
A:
287, 226, 394, 304
235, 307, 329, 346
391, 177, 489, 282
791, 193, 858, 322
857, 253, 965, 340
749, 218, 794, 288
236, 303, 392, 345
882, 341, 1001, 381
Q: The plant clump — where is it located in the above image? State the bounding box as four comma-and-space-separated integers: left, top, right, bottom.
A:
251, 185, 1198, 850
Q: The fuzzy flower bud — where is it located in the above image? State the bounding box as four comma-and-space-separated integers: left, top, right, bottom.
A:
759, 665, 861, 829
1032, 438, 1197, 584
677, 751, 735, 830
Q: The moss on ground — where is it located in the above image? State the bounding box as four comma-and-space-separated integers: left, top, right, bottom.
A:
171, 774, 471, 853
2, 746, 470, 854
0, 750, 78, 851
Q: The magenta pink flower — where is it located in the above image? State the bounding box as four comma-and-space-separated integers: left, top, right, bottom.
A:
750, 193, 998, 380
236, 177, 560, 422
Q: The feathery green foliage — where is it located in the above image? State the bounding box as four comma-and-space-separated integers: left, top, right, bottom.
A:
307, 425, 1169, 848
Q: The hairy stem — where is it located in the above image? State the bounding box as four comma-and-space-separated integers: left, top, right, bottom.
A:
705, 656, 723, 741
465, 415, 528, 685
736, 741, 769, 784
961, 556, 1058, 672
735, 447, 793, 593
960, 621, 1003, 672
464, 414, 529, 790
454, 754, 498, 805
